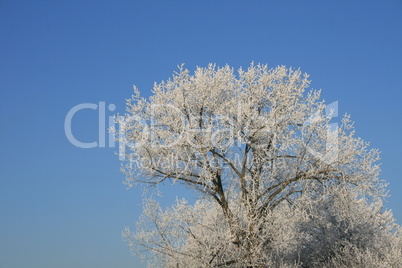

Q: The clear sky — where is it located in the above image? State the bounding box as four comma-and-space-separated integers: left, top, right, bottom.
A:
1, 1, 401, 267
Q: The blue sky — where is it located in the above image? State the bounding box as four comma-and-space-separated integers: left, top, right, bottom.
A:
1, 1, 401, 267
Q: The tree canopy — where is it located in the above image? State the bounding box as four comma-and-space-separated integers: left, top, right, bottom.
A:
115, 64, 401, 267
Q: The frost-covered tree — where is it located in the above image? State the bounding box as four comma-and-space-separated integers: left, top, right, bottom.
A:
123, 186, 401, 267
115, 63, 401, 267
